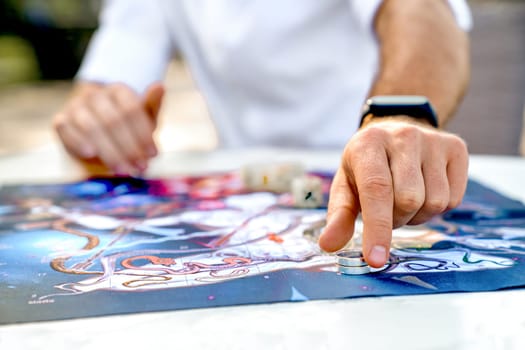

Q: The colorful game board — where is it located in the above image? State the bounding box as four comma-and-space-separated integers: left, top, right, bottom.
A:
1, 172, 524, 324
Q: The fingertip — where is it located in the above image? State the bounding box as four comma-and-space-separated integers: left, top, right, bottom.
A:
318, 227, 342, 252
318, 209, 356, 252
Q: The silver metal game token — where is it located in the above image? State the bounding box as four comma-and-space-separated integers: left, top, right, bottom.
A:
336, 249, 367, 267
337, 264, 370, 275
336, 249, 363, 259
337, 260, 369, 268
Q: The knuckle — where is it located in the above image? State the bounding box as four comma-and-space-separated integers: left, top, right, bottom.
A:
100, 112, 122, 128
52, 112, 67, 131
447, 196, 463, 210
360, 126, 389, 143
390, 130, 423, 151
360, 176, 392, 199
109, 84, 140, 108
424, 197, 449, 214
440, 132, 466, 152
108, 82, 131, 94
76, 116, 97, 136
396, 191, 424, 213
345, 128, 389, 160
349, 128, 387, 153
67, 99, 87, 114
448, 135, 468, 167
121, 101, 143, 118
421, 130, 442, 148
448, 133, 466, 147
393, 125, 420, 140
450, 135, 469, 154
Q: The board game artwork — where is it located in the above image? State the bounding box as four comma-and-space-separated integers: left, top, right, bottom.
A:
1, 166, 524, 324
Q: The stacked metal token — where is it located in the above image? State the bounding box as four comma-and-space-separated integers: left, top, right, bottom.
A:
336, 249, 370, 275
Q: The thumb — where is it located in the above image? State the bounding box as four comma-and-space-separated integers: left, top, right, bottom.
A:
318, 168, 359, 252
143, 82, 165, 121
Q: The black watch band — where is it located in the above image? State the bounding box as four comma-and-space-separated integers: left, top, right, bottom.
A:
359, 96, 439, 128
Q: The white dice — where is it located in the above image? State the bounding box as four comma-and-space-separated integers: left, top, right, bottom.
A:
291, 175, 323, 208
241, 162, 305, 193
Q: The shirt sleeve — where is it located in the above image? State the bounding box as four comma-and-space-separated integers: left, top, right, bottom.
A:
347, 0, 473, 33
76, 0, 175, 94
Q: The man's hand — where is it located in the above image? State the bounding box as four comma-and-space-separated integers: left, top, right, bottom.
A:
53, 82, 164, 175
319, 118, 468, 267
318, 0, 471, 267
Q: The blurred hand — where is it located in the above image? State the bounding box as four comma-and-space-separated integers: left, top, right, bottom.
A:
53, 82, 164, 175
319, 117, 469, 267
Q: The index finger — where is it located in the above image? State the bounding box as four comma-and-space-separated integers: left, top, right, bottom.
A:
352, 145, 393, 268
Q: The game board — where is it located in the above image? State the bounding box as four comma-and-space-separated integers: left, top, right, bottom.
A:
1, 172, 524, 324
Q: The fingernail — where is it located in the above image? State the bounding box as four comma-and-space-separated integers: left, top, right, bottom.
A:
369, 245, 387, 266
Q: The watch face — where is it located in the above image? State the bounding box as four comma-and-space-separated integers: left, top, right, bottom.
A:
368, 95, 428, 106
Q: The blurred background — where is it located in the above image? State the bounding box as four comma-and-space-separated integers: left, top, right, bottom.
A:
0, 0, 523, 157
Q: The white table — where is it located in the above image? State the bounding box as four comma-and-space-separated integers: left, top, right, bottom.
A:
1, 146, 524, 350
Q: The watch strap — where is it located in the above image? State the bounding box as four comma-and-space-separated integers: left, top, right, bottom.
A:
359, 96, 439, 128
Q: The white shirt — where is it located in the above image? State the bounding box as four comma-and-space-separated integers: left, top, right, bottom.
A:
78, 0, 472, 149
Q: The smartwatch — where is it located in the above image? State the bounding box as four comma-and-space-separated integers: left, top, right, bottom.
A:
359, 95, 439, 128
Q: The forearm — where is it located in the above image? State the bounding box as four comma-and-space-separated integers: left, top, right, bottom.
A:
369, 0, 470, 126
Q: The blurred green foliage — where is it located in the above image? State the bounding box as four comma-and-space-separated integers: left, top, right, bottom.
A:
1, 0, 100, 30
0, 0, 100, 84
0, 35, 39, 85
